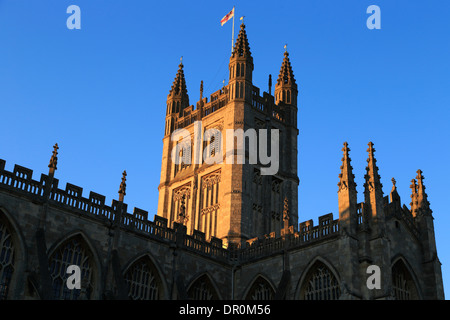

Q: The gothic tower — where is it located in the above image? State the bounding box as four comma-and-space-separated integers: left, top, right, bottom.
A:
157, 22, 299, 246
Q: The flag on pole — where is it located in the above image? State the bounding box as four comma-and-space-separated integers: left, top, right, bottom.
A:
220, 7, 234, 26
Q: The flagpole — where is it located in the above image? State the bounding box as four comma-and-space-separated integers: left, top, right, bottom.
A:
231, 6, 235, 54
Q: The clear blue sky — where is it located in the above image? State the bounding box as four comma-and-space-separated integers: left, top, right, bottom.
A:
0, 0, 449, 298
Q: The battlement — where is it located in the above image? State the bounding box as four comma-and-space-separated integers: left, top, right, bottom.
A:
172, 84, 289, 133
0, 156, 420, 264
0, 157, 331, 263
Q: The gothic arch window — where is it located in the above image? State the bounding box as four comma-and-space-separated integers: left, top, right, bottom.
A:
204, 128, 221, 160
48, 235, 96, 300
187, 274, 219, 300
392, 260, 419, 300
124, 256, 163, 300
174, 141, 191, 176
170, 185, 191, 227
299, 261, 340, 300
199, 171, 220, 240
245, 276, 275, 300
0, 219, 15, 300
252, 169, 264, 235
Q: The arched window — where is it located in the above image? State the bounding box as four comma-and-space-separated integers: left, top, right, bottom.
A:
245, 276, 274, 300
199, 171, 221, 240
392, 260, 419, 300
0, 220, 15, 300
124, 256, 163, 300
300, 261, 340, 300
187, 274, 219, 300
236, 64, 240, 78
49, 235, 96, 300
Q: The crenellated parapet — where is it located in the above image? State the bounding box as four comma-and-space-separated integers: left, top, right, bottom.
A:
0, 138, 430, 266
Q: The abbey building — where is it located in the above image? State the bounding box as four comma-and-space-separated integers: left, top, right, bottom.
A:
0, 23, 444, 300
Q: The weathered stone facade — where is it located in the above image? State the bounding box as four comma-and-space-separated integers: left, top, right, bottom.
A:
0, 23, 444, 300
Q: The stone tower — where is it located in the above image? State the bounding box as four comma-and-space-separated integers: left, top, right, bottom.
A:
157, 23, 299, 246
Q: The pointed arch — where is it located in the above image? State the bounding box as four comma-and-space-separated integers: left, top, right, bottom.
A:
186, 273, 221, 300
0, 207, 26, 300
243, 274, 276, 300
123, 253, 166, 300
47, 231, 101, 300
391, 256, 421, 300
296, 257, 341, 300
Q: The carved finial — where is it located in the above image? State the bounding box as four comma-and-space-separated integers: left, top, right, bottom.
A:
416, 169, 432, 216
268, 74, 272, 95
200, 80, 203, 100
389, 177, 401, 207
276, 46, 296, 88
342, 142, 350, 158
410, 179, 417, 193
48, 143, 59, 171
365, 141, 382, 186
231, 19, 252, 59
118, 170, 127, 201
338, 142, 356, 193
367, 141, 375, 155
410, 178, 418, 214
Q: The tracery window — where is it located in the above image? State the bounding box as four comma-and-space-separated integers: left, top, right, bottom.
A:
187, 275, 219, 300
300, 261, 340, 300
174, 142, 191, 175
204, 128, 222, 163
392, 260, 419, 300
199, 171, 220, 239
252, 169, 264, 235
124, 257, 162, 300
0, 221, 15, 300
49, 236, 95, 300
245, 277, 274, 300
171, 185, 191, 226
